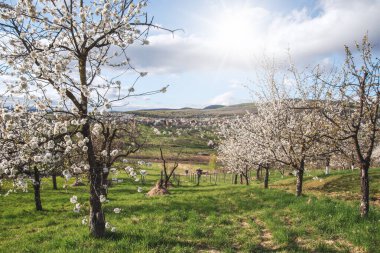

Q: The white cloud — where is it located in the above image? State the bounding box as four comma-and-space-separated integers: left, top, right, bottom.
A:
125, 0, 380, 74
228, 79, 245, 89
209, 92, 234, 106
125, 33, 223, 74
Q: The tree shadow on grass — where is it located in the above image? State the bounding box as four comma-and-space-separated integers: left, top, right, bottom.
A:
102, 231, 214, 251
103, 230, 336, 253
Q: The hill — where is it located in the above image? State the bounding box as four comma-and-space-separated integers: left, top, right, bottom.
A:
130, 103, 257, 118
203, 104, 225, 110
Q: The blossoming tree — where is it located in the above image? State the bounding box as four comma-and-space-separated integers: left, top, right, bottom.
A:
218, 115, 260, 186
0, 108, 81, 210
0, 0, 170, 237
320, 35, 380, 217
218, 59, 331, 196
91, 113, 144, 194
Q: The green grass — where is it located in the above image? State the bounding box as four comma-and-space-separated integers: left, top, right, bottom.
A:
1, 167, 379, 252
266, 168, 380, 205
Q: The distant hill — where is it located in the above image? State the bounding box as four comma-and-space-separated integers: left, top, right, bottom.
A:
140, 108, 174, 111
130, 103, 257, 118
203, 105, 225, 110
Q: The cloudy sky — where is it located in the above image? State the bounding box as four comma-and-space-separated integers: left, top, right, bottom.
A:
123, 0, 380, 110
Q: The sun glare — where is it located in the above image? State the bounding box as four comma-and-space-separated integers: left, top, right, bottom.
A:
212, 8, 255, 53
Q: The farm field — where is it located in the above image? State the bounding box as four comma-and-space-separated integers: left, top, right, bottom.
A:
126, 117, 218, 163
1, 167, 379, 253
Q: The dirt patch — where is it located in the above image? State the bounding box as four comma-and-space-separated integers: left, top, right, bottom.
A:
333, 239, 366, 253
295, 236, 366, 253
304, 175, 341, 190
251, 217, 279, 251
283, 215, 293, 226
146, 181, 169, 196
240, 221, 250, 228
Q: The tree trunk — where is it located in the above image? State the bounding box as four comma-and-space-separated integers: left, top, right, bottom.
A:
244, 174, 249, 185
33, 167, 43, 211
102, 172, 110, 186
296, 160, 305, 197
264, 165, 269, 189
233, 174, 238, 184
325, 157, 330, 175
240, 174, 243, 184
159, 171, 164, 187
89, 163, 105, 237
79, 54, 105, 237
256, 165, 261, 180
164, 169, 170, 189
196, 173, 201, 186
52, 174, 57, 190
244, 166, 249, 185
89, 172, 105, 238
84, 123, 105, 238
360, 162, 370, 217
101, 172, 110, 196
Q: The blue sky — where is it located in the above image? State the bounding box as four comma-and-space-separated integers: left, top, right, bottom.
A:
113, 0, 380, 109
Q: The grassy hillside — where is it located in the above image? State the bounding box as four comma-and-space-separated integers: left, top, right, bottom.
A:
271, 168, 380, 206
1, 167, 379, 253
130, 103, 257, 118
129, 122, 217, 164
125, 103, 258, 163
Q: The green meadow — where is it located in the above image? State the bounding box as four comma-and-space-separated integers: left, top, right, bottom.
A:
1, 166, 379, 253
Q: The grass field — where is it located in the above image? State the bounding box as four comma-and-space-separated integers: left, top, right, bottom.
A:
1, 166, 379, 253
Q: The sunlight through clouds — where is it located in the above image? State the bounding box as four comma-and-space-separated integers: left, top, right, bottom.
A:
137, 0, 380, 74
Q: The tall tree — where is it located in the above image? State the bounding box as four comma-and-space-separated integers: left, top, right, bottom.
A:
320, 35, 380, 217
0, 0, 170, 237
253, 59, 330, 196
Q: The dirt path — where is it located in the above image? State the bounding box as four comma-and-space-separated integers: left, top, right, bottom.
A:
250, 216, 279, 251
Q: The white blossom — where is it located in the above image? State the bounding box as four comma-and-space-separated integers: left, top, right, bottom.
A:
70, 196, 78, 204
99, 195, 107, 203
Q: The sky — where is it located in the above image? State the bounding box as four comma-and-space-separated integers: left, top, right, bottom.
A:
120, 0, 380, 110
1, 0, 379, 110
